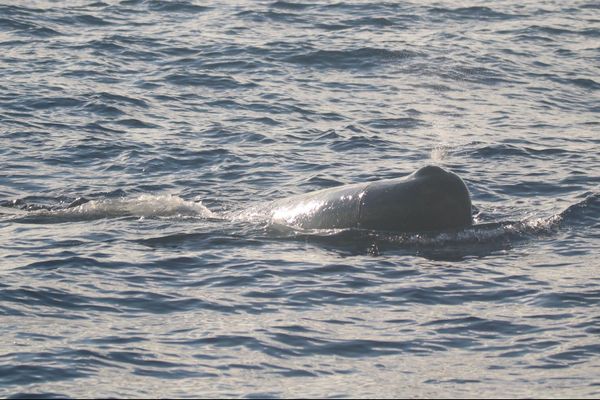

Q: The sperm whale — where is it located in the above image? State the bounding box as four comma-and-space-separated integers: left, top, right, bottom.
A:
1, 166, 472, 232
267, 165, 472, 232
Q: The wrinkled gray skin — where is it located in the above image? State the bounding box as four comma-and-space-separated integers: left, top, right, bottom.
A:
268, 165, 472, 232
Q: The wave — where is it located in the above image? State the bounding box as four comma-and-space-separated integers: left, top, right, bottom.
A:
428, 6, 523, 21
146, 1, 210, 14
164, 73, 257, 89
269, 1, 314, 11
285, 47, 421, 70
558, 192, 600, 228
460, 143, 571, 159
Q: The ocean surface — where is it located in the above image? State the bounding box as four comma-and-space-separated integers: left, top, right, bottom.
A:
1, 0, 599, 398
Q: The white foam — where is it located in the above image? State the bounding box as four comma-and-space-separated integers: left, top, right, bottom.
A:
71, 194, 214, 218
17, 194, 215, 223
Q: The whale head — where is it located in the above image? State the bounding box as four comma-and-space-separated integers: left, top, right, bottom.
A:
358, 165, 472, 232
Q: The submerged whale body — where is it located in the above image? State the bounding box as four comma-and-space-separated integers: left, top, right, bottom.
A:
268, 165, 472, 232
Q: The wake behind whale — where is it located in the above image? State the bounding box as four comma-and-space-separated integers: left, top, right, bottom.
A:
0, 194, 214, 223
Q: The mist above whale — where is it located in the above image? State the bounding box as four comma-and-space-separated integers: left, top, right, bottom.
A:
267, 165, 472, 232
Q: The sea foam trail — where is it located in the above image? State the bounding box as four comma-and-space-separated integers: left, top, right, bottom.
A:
5, 194, 214, 223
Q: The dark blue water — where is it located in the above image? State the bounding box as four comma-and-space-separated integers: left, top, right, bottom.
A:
1, 0, 599, 397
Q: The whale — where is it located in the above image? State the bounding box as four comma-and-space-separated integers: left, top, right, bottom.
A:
1, 165, 472, 232
267, 165, 472, 232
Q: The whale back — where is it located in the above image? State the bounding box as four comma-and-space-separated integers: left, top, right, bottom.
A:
269, 182, 364, 229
